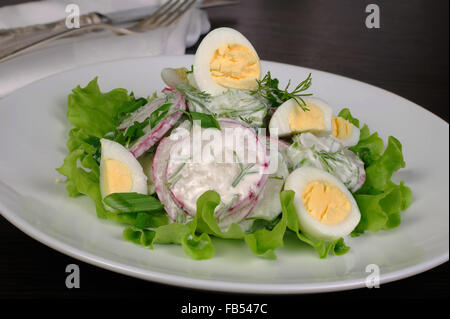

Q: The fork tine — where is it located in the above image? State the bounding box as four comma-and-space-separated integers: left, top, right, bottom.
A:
151, 0, 185, 27
134, 0, 177, 29
161, 0, 196, 27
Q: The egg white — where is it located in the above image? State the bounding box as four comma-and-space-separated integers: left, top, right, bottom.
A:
332, 122, 360, 147
99, 138, 148, 199
269, 97, 333, 137
284, 166, 361, 241
193, 27, 261, 96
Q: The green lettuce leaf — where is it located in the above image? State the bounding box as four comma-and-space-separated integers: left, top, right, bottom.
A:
338, 109, 412, 236
281, 190, 349, 258
56, 130, 107, 218
182, 233, 215, 260
352, 182, 412, 235
194, 191, 288, 259
123, 219, 214, 260
194, 191, 245, 239
243, 211, 286, 259
122, 190, 291, 260
67, 77, 133, 138
57, 78, 147, 220
359, 136, 406, 193
338, 108, 360, 128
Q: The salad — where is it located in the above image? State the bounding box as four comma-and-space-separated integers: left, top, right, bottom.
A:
57, 27, 412, 260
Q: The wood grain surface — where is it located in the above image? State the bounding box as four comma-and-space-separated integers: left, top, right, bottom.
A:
1, 0, 448, 302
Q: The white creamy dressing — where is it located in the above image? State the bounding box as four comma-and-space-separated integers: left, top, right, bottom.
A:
166, 124, 267, 216
286, 133, 365, 192
207, 89, 268, 127
247, 146, 289, 220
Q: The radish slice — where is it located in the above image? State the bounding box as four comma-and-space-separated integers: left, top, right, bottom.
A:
165, 118, 269, 222
247, 137, 290, 221
118, 97, 164, 130
119, 90, 187, 158
153, 129, 191, 222
344, 149, 366, 192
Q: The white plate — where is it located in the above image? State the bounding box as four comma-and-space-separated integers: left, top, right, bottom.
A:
0, 56, 448, 294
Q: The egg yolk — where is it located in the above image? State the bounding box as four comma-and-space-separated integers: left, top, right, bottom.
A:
209, 44, 260, 90
288, 104, 325, 132
102, 159, 133, 196
301, 180, 351, 225
332, 116, 353, 140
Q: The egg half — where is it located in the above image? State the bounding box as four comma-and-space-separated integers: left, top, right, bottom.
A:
99, 138, 148, 199
331, 116, 360, 147
284, 166, 360, 241
269, 97, 333, 137
194, 27, 261, 95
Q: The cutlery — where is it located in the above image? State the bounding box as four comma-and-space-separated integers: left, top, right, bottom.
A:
0, 0, 239, 63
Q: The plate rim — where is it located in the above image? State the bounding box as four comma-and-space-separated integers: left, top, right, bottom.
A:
1, 201, 448, 294
0, 55, 448, 294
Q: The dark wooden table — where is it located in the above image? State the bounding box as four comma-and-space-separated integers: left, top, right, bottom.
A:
1, 0, 448, 304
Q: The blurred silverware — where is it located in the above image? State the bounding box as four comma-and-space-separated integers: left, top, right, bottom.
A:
0, 0, 201, 63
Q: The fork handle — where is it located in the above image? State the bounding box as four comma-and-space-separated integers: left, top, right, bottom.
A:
0, 12, 108, 63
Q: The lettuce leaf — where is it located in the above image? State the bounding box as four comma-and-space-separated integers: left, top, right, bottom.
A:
338, 109, 412, 236
338, 108, 360, 128
122, 193, 218, 260
123, 190, 290, 260
56, 129, 107, 218
194, 191, 288, 259
281, 190, 349, 258
359, 136, 405, 193
67, 77, 133, 138
194, 191, 245, 239
57, 78, 148, 221
352, 182, 412, 235
243, 212, 286, 259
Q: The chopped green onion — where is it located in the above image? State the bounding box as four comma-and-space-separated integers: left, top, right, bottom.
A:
150, 102, 172, 129
104, 192, 164, 213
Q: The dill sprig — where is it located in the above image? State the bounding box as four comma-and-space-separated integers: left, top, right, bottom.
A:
232, 163, 258, 188
251, 72, 313, 111
232, 151, 259, 187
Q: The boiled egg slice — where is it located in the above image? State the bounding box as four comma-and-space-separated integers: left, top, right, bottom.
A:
194, 27, 261, 95
284, 166, 360, 241
99, 138, 148, 199
331, 116, 360, 147
269, 97, 332, 137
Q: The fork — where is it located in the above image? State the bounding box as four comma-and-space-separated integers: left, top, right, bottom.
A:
0, 0, 196, 63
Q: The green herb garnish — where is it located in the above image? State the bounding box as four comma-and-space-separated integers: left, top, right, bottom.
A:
190, 111, 221, 130
251, 72, 312, 110
104, 192, 164, 213
176, 83, 212, 113
106, 117, 149, 147
115, 95, 148, 122
149, 102, 172, 129
186, 65, 194, 74
166, 162, 187, 188
178, 108, 221, 130
232, 163, 258, 187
